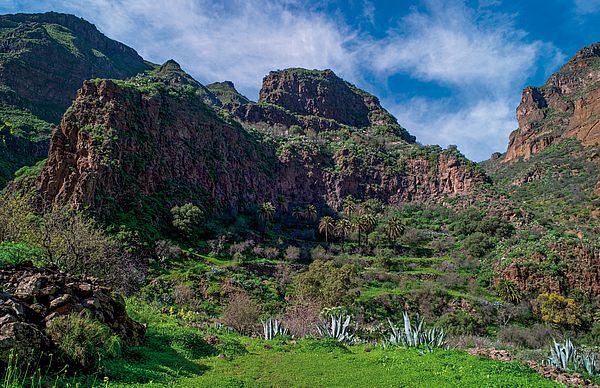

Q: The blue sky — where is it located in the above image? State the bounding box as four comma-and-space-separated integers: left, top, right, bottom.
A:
2, 0, 600, 160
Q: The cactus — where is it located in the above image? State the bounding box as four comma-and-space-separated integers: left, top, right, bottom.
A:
387, 310, 446, 352
317, 314, 354, 343
262, 317, 288, 340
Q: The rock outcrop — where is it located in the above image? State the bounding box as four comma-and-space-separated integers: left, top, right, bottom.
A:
229, 68, 416, 142
0, 12, 152, 186
504, 42, 600, 162
36, 67, 486, 222
0, 264, 145, 365
37, 78, 276, 217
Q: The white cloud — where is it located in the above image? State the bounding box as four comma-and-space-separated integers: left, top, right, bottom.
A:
365, 0, 562, 160
574, 0, 600, 14
391, 97, 517, 161
23, 0, 360, 99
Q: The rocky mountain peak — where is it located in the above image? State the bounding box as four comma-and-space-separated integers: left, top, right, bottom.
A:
259, 68, 380, 128
504, 41, 600, 162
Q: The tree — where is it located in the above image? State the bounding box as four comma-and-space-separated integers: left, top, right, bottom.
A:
318, 216, 335, 243
294, 260, 359, 307
350, 217, 362, 245
342, 196, 356, 218
537, 292, 582, 328
360, 214, 377, 245
259, 201, 276, 224
385, 217, 405, 247
276, 195, 288, 212
171, 203, 203, 237
335, 219, 352, 251
292, 206, 304, 221
305, 204, 317, 222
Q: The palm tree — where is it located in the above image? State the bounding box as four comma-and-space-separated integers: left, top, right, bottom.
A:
292, 206, 304, 221
385, 217, 405, 248
305, 204, 317, 222
276, 195, 288, 212
335, 219, 352, 252
259, 202, 276, 225
342, 196, 356, 217
350, 216, 362, 245
318, 216, 335, 243
359, 214, 377, 245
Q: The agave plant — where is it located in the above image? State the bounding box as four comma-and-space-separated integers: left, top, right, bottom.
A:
547, 339, 578, 371
546, 338, 599, 376
387, 311, 446, 352
317, 314, 354, 343
262, 317, 288, 340
580, 352, 597, 376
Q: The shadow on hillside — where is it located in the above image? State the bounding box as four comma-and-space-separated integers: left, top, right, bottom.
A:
102, 330, 214, 385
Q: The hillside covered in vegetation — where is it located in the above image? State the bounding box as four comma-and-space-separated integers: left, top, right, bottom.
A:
0, 11, 598, 388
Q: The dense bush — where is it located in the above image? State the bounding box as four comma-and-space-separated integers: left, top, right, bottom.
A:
537, 292, 582, 328
437, 311, 484, 336
294, 260, 360, 308
498, 324, 559, 349
46, 312, 121, 370
0, 241, 45, 267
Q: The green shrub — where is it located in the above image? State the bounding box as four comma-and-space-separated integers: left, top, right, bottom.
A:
294, 260, 359, 307
0, 242, 45, 268
46, 312, 121, 370
462, 232, 494, 258
580, 322, 600, 346
437, 311, 483, 336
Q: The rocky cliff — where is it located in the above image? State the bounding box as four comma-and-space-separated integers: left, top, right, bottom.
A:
0, 12, 152, 186
37, 65, 485, 226
228, 68, 416, 142
504, 42, 600, 162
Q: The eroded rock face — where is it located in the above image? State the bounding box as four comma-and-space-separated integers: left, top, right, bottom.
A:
37, 70, 485, 221
504, 42, 600, 162
38, 79, 277, 215
0, 265, 145, 365
259, 69, 374, 127
230, 68, 415, 142
500, 242, 600, 297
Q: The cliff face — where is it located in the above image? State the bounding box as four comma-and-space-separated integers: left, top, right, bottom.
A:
228, 68, 416, 142
0, 12, 152, 186
504, 42, 600, 162
37, 67, 485, 223
38, 79, 277, 217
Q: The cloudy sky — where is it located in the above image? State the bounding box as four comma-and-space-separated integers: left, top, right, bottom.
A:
2, 0, 600, 160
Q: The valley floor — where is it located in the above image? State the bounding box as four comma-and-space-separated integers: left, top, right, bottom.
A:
75, 302, 559, 388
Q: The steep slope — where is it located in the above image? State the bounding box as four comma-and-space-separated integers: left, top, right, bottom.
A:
206, 81, 250, 108
0, 12, 152, 186
483, 42, 600, 300
37, 65, 486, 231
229, 68, 416, 143
504, 42, 600, 162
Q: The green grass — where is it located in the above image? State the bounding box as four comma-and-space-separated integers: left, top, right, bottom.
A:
178, 347, 559, 388
40, 301, 559, 387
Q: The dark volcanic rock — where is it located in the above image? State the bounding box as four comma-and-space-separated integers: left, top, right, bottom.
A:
259, 68, 374, 127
